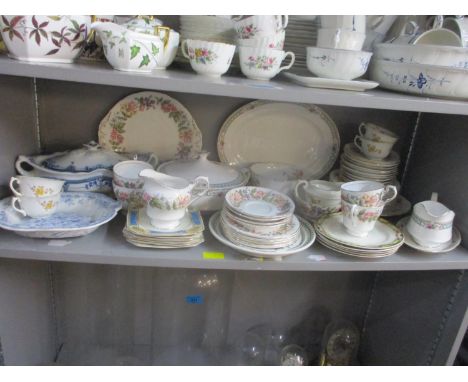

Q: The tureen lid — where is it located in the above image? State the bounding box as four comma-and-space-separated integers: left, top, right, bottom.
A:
123, 16, 163, 33
158, 152, 249, 189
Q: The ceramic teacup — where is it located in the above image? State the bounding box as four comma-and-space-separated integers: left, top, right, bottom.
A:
412, 27, 463, 47
443, 16, 468, 47
237, 30, 286, 50
233, 15, 288, 39
181, 39, 236, 77
354, 135, 394, 160
320, 15, 366, 33
341, 181, 397, 207
11, 193, 60, 218
341, 200, 384, 237
317, 28, 366, 51
239, 46, 295, 80
294, 180, 342, 220
358, 122, 398, 144
113, 160, 155, 189
112, 182, 146, 211
250, 162, 302, 197
9, 175, 64, 197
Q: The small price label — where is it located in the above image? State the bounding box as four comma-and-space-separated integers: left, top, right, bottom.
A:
203, 252, 225, 260
186, 295, 203, 304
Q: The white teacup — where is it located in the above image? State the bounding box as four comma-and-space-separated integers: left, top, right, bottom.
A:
444, 16, 468, 47
413, 27, 463, 47
239, 46, 295, 81
11, 193, 60, 218
341, 200, 384, 237
233, 15, 288, 39
9, 175, 64, 197
354, 135, 394, 160
317, 28, 366, 51
341, 181, 397, 208
181, 39, 236, 77
358, 122, 398, 144
320, 15, 366, 33
112, 182, 146, 211
113, 160, 156, 189
237, 30, 286, 50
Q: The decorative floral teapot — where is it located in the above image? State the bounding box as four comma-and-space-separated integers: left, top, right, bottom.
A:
139, 169, 209, 229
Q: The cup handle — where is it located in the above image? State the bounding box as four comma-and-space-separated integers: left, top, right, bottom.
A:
181, 40, 190, 59
147, 154, 159, 168
399, 20, 419, 37
333, 29, 341, 48
354, 135, 364, 151
9, 177, 22, 197
350, 204, 359, 226
188, 176, 210, 204
358, 123, 367, 137
294, 180, 308, 204
431, 192, 439, 202
432, 15, 444, 29
280, 15, 288, 30
382, 185, 398, 204
11, 197, 27, 217
278, 52, 295, 73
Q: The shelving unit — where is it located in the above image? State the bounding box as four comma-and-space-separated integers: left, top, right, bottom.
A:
0, 28, 467, 365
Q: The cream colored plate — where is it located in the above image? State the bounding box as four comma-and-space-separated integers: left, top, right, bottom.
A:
98, 91, 202, 161
217, 101, 340, 179
284, 73, 379, 92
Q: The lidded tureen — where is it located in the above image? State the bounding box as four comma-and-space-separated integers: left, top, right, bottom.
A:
157, 152, 250, 211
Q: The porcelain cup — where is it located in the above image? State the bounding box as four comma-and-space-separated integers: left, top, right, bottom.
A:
113, 159, 157, 189
413, 28, 463, 47
250, 162, 302, 197
354, 135, 394, 160
341, 181, 397, 207
237, 30, 286, 50
443, 17, 468, 47
9, 175, 64, 197
320, 16, 366, 33
294, 180, 342, 219
341, 200, 384, 237
181, 39, 235, 77
239, 46, 295, 81
233, 15, 288, 39
358, 122, 399, 144
317, 28, 366, 51
11, 193, 60, 218
112, 182, 146, 211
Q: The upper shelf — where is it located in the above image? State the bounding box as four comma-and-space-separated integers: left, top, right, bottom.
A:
0, 214, 467, 271
1, 55, 468, 115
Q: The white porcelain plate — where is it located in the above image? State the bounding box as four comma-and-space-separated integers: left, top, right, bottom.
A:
98, 91, 202, 161
397, 216, 462, 253
0, 193, 121, 239
217, 101, 340, 179
283, 72, 379, 91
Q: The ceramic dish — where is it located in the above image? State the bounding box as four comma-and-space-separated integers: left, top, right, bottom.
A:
98, 91, 202, 160
373, 43, 468, 69
343, 143, 400, 168
370, 59, 468, 100
283, 72, 379, 91
396, 216, 461, 253
218, 101, 340, 179
209, 212, 316, 260
0, 192, 121, 238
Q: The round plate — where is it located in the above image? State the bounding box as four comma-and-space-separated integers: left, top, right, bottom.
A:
217, 101, 340, 179
283, 73, 379, 92
98, 91, 202, 161
209, 212, 316, 259
397, 216, 462, 253
344, 143, 400, 168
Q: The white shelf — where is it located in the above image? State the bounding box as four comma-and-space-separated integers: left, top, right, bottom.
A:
1, 55, 468, 115
0, 214, 467, 271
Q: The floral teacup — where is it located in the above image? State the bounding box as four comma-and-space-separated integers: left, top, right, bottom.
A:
233, 15, 288, 39
341, 181, 397, 207
341, 200, 384, 237
239, 46, 295, 81
11, 193, 60, 218
9, 175, 64, 197
354, 135, 394, 160
358, 122, 398, 144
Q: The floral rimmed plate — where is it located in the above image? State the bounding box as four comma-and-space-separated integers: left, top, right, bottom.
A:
0, 192, 121, 239
98, 91, 202, 161
217, 100, 340, 180
396, 216, 462, 254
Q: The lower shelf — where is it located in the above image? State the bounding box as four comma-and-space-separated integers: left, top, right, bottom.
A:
0, 213, 466, 271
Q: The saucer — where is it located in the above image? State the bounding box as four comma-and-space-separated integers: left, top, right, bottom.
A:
396, 216, 462, 253
283, 72, 379, 92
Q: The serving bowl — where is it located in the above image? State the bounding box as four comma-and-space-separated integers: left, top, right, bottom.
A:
306, 47, 372, 80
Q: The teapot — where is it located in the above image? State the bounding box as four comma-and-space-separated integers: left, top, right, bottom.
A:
406, 192, 455, 247
139, 169, 209, 229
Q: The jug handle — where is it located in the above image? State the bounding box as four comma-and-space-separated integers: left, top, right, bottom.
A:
431, 192, 438, 202
188, 176, 210, 205
294, 180, 308, 204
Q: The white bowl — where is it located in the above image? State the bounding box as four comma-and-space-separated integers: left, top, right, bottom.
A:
370, 59, 468, 100
374, 43, 468, 69
0, 15, 91, 63
306, 47, 373, 80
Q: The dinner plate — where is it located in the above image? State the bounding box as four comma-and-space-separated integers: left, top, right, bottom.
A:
343, 143, 400, 168
0, 193, 121, 239
396, 216, 462, 253
217, 101, 340, 179
209, 212, 316, 259
98, 91, 202, 161
284, 73, 379, 92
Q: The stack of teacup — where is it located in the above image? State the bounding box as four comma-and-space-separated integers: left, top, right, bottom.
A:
235, 15, 295, 81
9, 175, 64, 218
353, 122, 399, 162
306, 15, 373, 81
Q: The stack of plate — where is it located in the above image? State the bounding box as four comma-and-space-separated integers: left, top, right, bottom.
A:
284, 16, 319, 71
314, 212, 404, 258
209, 186, 316, 259
123, 209, 205, 249
339, 143, 400, 184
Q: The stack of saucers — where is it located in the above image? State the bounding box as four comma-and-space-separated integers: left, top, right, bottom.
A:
314, 212, 404, 258
123, 208, 205, 249
284, 16, 319, 71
